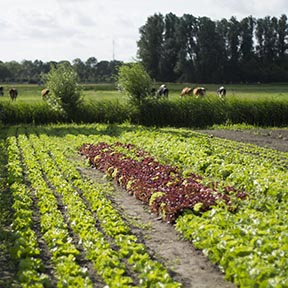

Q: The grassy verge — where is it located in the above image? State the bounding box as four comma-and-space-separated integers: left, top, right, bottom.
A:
0, 83, 288, 127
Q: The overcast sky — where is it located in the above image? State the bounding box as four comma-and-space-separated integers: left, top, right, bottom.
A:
1, 0, 287, 63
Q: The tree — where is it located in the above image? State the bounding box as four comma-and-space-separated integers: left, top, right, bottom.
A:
239, 16, 257, 82
5, 61, 23, 82
216, 18, 229, 81
159, 13, 180, 82
256, 17, 277, 63
239, 16, 255, 62
226, 17, 241, 82
72, 58, 86, 82
137, 13, 164, 80
0, 62, 11, 82
174, 14, 198, 82
85, 57, 98, 82
196, 17, 224, 82
255, 16, 280, 81
42, 62, 82, 117
227, 17, 240, 63
86, 57, 98, 68
115, 62, 152, 105
276, 14, 288, 60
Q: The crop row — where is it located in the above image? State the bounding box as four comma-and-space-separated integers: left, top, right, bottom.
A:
0, 129, 16, 288
53, 123, 288, 287
31, 128, 182, 287
42, 124, 288, 287
76, 137, 288, 287
78, 141, 247, 223
105, 125, 287, 287
9, 128, 93, 287
3, 123, 288, 288
109, 125, 288, 287
6, 126, 182, 287
6, 132, 50, 287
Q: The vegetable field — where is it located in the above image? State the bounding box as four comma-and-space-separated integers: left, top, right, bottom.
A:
0, 123, 287, 287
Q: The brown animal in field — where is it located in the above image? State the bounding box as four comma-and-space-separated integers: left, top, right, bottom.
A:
0, 86, 4, 96
180, 87, 193, 96
193, 87, 206, 98
41, 88, 50, 99
9, 88, 18, 101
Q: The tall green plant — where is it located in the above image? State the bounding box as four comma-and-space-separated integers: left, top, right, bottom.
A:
42, 63, 83, 118
115, 62, 152, 105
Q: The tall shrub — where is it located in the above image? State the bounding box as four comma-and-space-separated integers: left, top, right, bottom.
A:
42, 63, 83, 118
115, 62, 153, 106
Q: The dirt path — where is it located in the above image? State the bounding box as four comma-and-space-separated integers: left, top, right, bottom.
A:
78, 168, 235, 288
110, 185, 235, 288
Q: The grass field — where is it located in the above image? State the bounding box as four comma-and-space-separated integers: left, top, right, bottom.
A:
1, 83, 288, 104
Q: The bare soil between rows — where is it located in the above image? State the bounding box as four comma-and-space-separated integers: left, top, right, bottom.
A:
198, 128, 288, 152
79, 167, 235, 288
79, 128, 287, 288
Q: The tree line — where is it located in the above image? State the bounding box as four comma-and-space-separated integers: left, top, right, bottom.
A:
1, 13, 288, 84
137, 13, 288, 83
0, 58, 123, 84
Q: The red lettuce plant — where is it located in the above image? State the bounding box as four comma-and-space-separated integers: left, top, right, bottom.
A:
79, 142, 247, 222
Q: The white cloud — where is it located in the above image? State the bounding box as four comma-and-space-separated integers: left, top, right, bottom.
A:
0, 0, 287, 63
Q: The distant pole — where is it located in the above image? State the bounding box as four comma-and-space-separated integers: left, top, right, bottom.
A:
112, 39, 115, 61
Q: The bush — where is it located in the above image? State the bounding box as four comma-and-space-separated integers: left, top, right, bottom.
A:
115, 62, 152, 105
136, 97, 227, 128
0, 102, 65, 124
73, 100, 133, 124
1, 94, 287, 127
42, 63, 83, 118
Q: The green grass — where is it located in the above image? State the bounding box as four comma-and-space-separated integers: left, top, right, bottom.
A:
170, 83, 288, 101
0, 83, 288, 127
1, 83, 288, 104
0, 84, 44, 104
84, 90, 126, 103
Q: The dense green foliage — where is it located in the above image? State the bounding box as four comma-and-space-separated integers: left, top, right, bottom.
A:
0, 58, 122, 84
42, 63, 83, 117
115, 63, 153, 105
137, 14, 288, 83
0, 102, 65, 124
0, 83, 288, 126
1, 93, 288, 127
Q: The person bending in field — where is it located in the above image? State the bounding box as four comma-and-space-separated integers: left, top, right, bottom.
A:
217, 86, 226, 99
9, 88, 18, 101
157, 84, 169, 97
41, 88, 49, 100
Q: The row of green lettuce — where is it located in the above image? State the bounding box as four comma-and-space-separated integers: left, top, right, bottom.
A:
110, 124, 288, 287
2, 123, 287, 287
3, 125, 182, 287
38, 123, 286, 288
0, 126, 19, 287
